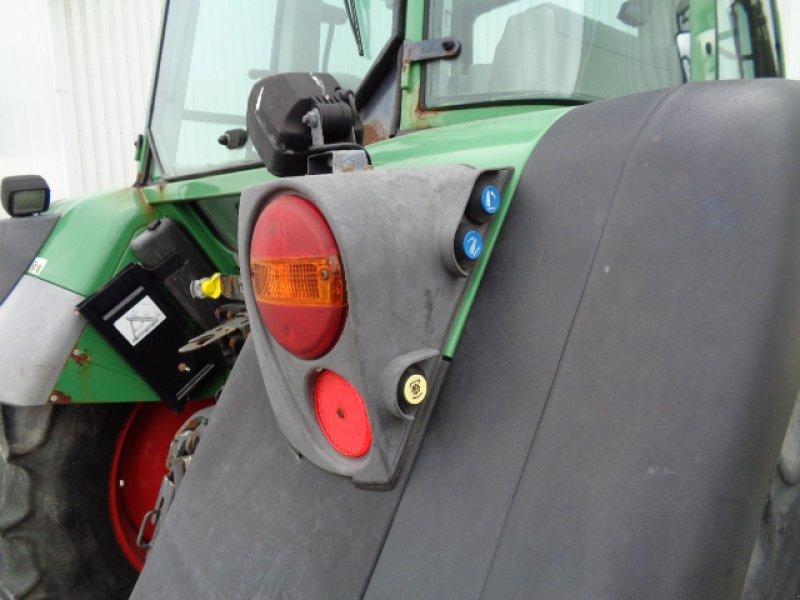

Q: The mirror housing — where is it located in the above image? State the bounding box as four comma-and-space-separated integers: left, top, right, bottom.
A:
1, 175, 50, 217
246, 73, 363, 177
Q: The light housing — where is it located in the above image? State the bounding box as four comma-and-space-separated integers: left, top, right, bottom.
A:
238, 166, 512, 487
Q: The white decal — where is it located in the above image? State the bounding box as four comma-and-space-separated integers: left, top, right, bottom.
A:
28, 257, 48, 276
113, 296, 166, 346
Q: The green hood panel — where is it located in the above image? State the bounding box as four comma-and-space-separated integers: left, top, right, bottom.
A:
35, 188, 153, 297
369, 107, 572, 170
141, 169, 272, 204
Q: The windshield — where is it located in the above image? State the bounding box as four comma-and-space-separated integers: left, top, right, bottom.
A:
150, 0, 394, 180
425, 0, 778, 108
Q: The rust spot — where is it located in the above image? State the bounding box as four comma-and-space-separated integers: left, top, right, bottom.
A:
49, 391, 72, 404
132, 187, 157, 222
184, 415, 205, 431
363, 121, 389, 146
413, 103, 443, 128
70, 349, 90, 367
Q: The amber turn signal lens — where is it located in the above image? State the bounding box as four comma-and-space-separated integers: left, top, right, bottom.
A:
250, 255, 345, 307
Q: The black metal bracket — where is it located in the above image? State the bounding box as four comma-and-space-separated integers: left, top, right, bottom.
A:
403, 37, 461, 63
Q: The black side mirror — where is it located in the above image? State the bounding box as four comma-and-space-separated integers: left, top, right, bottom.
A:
1, 175, 50, 217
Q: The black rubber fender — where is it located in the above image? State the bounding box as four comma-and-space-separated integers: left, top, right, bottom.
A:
134, 80, 800, 599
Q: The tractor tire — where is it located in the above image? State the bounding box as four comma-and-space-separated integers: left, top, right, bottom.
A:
0, 403, 137, 600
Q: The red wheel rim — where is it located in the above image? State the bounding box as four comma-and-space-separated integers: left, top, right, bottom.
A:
108, 400, 214, 571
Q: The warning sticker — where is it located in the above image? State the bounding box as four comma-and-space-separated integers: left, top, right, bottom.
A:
28, 257, 48, 276
113, 296, 166, 346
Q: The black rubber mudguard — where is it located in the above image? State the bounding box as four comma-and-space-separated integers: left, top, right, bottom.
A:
0, 215, 59, 303
133, 80, 800, 599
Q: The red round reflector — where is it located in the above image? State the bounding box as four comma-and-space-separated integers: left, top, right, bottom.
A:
314, 371, 372, 458
250, 195, 347, 359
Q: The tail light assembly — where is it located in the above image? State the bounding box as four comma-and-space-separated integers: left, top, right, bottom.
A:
240, 166, 511, 487
249, 195, 347, 359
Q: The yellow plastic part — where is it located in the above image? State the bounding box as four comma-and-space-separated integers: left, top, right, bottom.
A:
200, 273, 223, 299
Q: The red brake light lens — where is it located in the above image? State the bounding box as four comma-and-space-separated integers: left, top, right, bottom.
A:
250, 195, 347, 359
314, 370, 372, 458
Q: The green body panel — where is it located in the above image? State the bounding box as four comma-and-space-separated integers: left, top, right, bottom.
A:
55, 326, 160, 404
54, 318, 227, 405
34, 188, 153, 296
140, 169, 272, 204
370, 106, 571, 358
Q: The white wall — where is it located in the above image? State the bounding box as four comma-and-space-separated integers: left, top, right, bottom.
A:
781, 1, 799, 79
0, 1, 65, 202
52, 0, 163, 196
0, 0, 163, 214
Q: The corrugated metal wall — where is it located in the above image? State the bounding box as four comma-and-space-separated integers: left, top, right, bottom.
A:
52, 0, 164, 195
0, 0, 163, 209
0, 1, 64, 201
781, 1, 799, 79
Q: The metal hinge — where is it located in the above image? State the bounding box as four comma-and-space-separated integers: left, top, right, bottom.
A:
403, 37, 461, 64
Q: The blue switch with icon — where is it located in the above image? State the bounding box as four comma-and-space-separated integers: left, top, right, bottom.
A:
461, 230, 484, 261
481, 185, 501, 215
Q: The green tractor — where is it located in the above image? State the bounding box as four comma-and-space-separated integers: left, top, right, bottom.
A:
3, 0, 799, 598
